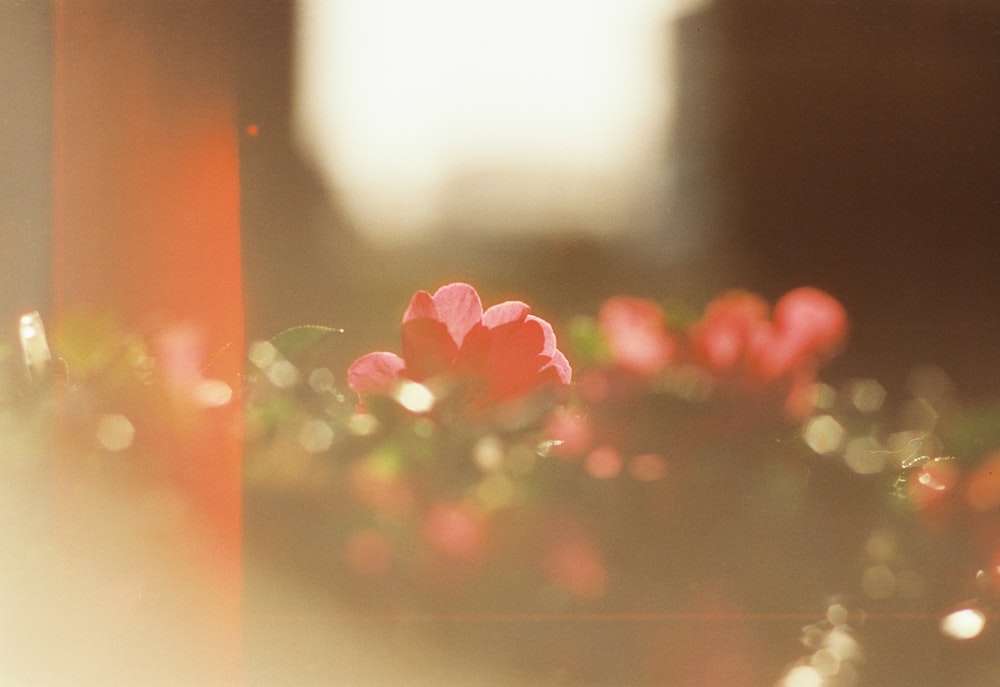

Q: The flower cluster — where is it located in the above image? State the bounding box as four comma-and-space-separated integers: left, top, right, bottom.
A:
586, 287, 847, 418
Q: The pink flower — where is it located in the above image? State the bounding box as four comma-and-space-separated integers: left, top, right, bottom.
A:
348, 283, 571, 419
598, 297, 677, 377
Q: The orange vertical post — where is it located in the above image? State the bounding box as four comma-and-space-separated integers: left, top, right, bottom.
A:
51, 1, 243, 684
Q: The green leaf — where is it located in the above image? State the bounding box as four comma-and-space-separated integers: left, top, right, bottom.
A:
567, 315, 610, 367
269, 325, 342, 361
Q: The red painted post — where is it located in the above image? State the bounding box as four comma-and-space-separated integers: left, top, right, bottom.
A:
50, 2, 243, 684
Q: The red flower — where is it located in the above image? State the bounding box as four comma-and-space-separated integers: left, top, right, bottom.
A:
598, 297, 677, 377
348, 283, 571, 419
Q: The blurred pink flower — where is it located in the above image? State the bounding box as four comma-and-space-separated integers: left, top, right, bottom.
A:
686, 287, 847, 420
750, 287, 848, 381
348, 283, 571, 419
598, 297, 677, 377
687, 291, 770, 376
423, 501, 489, 562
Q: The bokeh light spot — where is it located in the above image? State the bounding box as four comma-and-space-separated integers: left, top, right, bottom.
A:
825, 603, 849, 626
394, 380, 436, 413
810, 648, 840, 677
96, 413, 135, 452
193, 378, 233, 407
864, 529, 896, 562
298, 419, 334, 453
803, 415, 844, 455
347, 413, 379, 436
940, 607, 986, 640
308, 366, 337, 393
843, 435, 886, 474
473, 434, 504, 472
781, 665, 823, 687
849, 378, 885, 413
266, 360, 299, 388
586, 444, 623, 479
248, 340, 278, 368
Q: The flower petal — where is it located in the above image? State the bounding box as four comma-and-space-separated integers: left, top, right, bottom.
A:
483, 300, 530, 328
430, 283, 484, 347
525, 314, 558, 357
545, 348, 572, 385
347, 352, 405, 397
483, 318, 554, 401
402, 290, 437, 323
402, 318, 457, 381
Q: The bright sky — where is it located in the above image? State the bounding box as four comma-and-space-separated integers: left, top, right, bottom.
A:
294, 0, 709, 243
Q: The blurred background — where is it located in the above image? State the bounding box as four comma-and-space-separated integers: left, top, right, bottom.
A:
4, 0, 1000, 392
2, 0, 1000, 685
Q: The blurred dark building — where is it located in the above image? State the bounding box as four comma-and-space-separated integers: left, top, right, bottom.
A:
673, 0, 1000, 396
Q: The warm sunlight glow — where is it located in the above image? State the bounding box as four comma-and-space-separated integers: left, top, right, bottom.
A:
295, 0, 710, 243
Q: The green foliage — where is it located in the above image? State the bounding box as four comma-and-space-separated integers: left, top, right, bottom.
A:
566, 315, 609, 367
268, 325, 343, 361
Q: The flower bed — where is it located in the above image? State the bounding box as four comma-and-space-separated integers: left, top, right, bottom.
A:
6, 283, 999, 685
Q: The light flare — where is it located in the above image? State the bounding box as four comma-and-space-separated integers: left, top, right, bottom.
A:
19, 311, 51, 382
940, 607, 986, 640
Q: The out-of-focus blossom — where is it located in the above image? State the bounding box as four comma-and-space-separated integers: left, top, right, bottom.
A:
348, 283, 571, 421
686, 287, 847, 420
598, 297, 677, 378
687, 291, 771, 376
751, 287, 848, 382
423, 501, 489, 562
